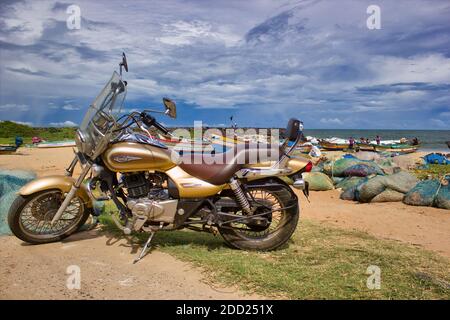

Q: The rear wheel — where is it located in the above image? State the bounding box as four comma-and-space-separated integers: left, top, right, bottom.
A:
8, 190, 92, 244
219, 182, 299, 251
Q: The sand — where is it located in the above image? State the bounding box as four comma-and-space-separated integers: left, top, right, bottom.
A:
0, 147, 449, 299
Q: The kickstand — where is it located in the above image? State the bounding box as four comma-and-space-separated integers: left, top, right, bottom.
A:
133, 231, 155, 264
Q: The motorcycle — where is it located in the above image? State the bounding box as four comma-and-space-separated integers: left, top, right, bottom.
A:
8, 53, 311, 262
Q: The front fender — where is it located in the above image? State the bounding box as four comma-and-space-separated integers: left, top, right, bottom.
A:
19, 175, 93, 208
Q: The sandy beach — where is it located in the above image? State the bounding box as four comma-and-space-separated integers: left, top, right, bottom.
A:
0, 147, 449, 299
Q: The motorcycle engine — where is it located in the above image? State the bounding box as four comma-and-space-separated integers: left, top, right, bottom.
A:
122, 172, 178, 225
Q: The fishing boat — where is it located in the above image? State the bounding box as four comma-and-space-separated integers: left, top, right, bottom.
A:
0, 145, 18, 154
156, 134, 214, 153
36, 140, 76, 148
355, 143, 376, 151
319, 140, 349, 151
296, 142, 313, 154
373, 143, 418, 154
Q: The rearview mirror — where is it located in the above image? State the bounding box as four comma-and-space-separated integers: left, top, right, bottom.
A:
163, 97, 177, 118
120, 52, 128, 75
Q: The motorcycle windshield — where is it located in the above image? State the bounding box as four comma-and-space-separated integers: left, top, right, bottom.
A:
79, 71, 126, 134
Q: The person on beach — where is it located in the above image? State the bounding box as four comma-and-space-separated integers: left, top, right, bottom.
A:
348, 137, 355, 149
376, 135, 381, 145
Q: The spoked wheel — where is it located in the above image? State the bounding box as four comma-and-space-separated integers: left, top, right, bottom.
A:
8, 190, 91, 244
219, 181, 299, 251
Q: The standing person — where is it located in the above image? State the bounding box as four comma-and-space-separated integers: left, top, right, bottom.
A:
376, 135, 381, 145
348, 137, 355, 149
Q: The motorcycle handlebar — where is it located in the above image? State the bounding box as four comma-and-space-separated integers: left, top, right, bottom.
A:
140, 112, 169, 135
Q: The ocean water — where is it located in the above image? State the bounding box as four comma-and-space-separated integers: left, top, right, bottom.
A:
303, 130, 450, 151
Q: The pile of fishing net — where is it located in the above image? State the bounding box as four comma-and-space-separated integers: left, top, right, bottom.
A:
403, 176, 450, 209
306, 154, 450, 210
321, 157, 388, 177
0, 170, 36, 235
302, 172, 334, 191
337, 171, 418, 203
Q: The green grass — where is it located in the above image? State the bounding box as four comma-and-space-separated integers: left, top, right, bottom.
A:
0, 121, 76, 145
98, 210, 450, 299
412, 164, 450, 180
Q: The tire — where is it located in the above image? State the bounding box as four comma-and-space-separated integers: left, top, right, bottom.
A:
219, 179, 299, 251
8, 190, 92, 244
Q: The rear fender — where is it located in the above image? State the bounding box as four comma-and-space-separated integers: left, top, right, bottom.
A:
244, 176, 298, 203
19, 175, 93, 208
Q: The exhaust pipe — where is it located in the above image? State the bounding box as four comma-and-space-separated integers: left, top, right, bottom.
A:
293, 179, 306, 190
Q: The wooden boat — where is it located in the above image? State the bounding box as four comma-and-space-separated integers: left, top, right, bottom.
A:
356, 143, 376, 151
295, 143, 313, 154
36, 141, 76, 148
319, 140, 349, 151
373, 144, 418, 154
0, 145, 18, 154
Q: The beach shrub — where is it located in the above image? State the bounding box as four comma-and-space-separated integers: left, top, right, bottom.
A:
302, 172, 334, 191
403, 180, 441, 207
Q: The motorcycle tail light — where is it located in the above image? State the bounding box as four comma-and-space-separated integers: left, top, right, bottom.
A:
304, 161, 313, 172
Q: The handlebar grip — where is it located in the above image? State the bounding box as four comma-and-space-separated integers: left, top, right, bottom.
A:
141, 112, 169, 135
153, 120, 169, 135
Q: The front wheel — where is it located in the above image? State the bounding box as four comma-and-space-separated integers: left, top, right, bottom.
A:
8, 190, 92, 244
219, 180, 299, 251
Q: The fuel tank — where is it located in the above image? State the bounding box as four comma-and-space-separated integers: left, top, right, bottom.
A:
102, 142, 176, 172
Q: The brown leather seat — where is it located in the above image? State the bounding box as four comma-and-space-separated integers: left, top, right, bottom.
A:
178, 144, 281, 185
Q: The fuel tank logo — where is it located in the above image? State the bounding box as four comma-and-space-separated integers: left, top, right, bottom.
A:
113, 155, 142, 163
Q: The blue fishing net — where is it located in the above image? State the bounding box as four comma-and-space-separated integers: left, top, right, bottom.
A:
423, 153, 450, 165
403, 179, 441, 207
0, 170, 36, 235
435, 176, 450, 210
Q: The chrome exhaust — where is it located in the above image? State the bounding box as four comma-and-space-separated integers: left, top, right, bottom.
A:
293, 179, 306, 190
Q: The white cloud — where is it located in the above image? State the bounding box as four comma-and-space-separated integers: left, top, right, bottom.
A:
320, 118, 343, 125
62, 104, 81, 111
12, 120, 34, 126
0, 104, 30, 111
49, 120, 77, 127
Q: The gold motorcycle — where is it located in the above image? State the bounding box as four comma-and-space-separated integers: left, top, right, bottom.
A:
8, 54, 311, 262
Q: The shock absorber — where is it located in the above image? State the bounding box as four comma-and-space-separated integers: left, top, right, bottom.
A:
229, 178, 252, 214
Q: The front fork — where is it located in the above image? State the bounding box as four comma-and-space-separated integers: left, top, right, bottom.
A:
51, 156, 92, 225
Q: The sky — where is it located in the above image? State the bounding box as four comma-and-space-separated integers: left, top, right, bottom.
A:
0, 0, 449, 129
